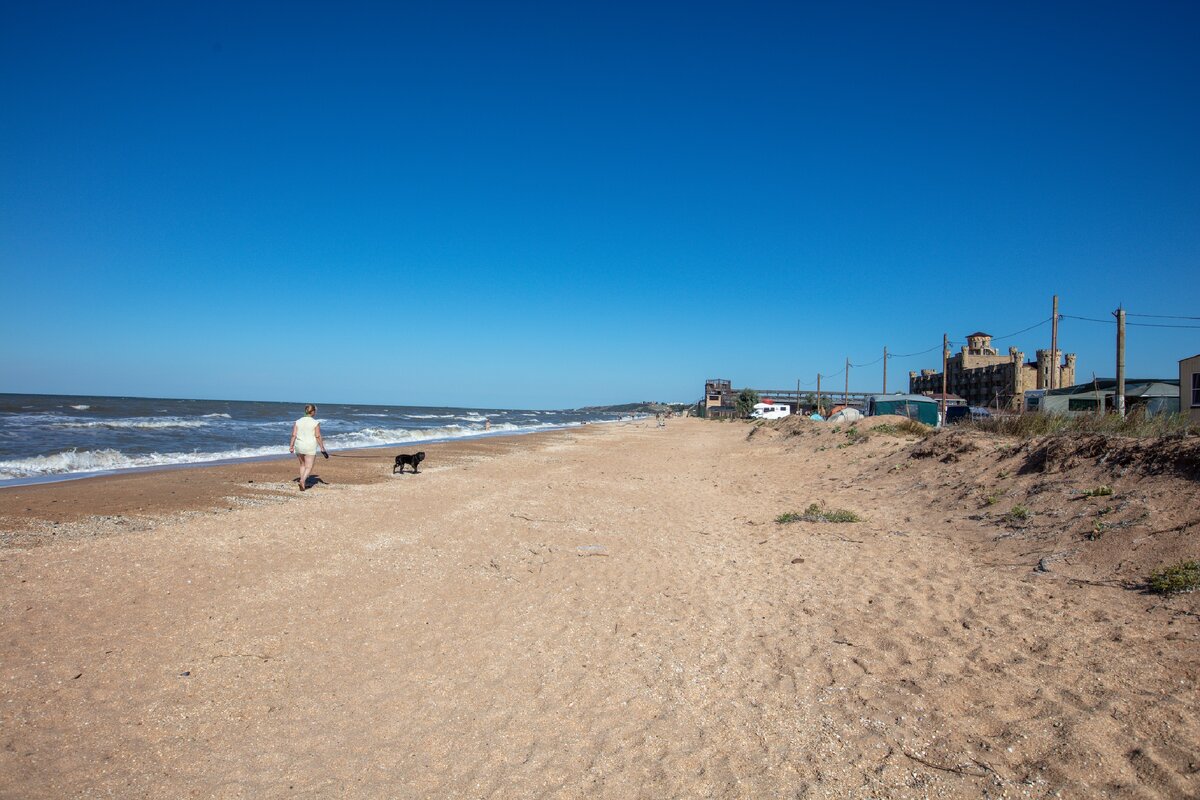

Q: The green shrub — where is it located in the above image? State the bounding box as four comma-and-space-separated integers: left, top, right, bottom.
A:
1147, 561, 1200, 595
735, 388, 760, 418
1082, 485, 1114, 497
1006, 505, 1032, 524
777, 503, 861, 524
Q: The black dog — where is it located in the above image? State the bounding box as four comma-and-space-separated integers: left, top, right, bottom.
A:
393, 451, 426, 474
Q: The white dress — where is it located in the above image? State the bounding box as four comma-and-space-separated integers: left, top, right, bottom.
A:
294, 416, 320, 455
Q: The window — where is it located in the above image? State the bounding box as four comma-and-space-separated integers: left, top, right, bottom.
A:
1192, 372, 1200, 407
1068, 398, 1098, 411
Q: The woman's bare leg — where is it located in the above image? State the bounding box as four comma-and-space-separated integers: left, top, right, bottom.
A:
299, 454, 316, 489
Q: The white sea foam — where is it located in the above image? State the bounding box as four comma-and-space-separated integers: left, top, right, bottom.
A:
55, 417, 209, 430
0, 420, 574, 481
201, 413, 232, 418
0, 445, 289, 480
324, 421, 556, 449
404, 414, 457, 419
69, 404, 91, 410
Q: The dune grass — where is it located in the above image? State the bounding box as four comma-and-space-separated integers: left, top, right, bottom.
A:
967, 411, 1197, 439
871, 419, 932, 437
776, 503, 861, 524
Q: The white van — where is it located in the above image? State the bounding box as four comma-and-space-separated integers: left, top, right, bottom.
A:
750, 402, 791, 420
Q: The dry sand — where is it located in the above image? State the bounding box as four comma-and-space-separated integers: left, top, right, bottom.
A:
1, 418, 1197, 798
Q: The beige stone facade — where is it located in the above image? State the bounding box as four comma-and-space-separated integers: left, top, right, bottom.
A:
704, 378, 734, 412
1181, 354, 1200, 422
909, 331, 1076, 410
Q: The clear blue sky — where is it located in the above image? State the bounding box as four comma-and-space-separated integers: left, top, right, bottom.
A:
3, 1, 1198, 408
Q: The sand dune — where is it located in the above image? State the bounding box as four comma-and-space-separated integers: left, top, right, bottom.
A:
1, 419, 1197, 797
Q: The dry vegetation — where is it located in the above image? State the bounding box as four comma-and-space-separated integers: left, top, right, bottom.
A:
747, 412, 1200, 596
967, 408, 1199, 439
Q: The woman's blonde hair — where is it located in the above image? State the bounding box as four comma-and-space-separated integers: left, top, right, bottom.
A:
304, 404, 317, 416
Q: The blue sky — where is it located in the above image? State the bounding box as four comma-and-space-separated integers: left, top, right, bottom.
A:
3, 1, 1198, 408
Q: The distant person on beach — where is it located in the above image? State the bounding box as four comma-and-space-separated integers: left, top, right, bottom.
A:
289, 404, 327, 491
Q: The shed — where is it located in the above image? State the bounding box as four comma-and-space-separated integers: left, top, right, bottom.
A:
1040, 379, 1180, 416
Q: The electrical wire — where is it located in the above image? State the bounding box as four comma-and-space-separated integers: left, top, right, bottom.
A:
989, 317, 1053, 342
1127, 312, 1200, 320
810, 307, 1179, 388
886, 343, 944, 359
1062, 314, 1200, 329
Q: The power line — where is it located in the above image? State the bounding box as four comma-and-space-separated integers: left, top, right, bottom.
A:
1127, 312, 1200, 320
1062, 314, 1200, 330
809, 309, 1187, 392
990, 317, 1053, 342
886, 343, 943, 359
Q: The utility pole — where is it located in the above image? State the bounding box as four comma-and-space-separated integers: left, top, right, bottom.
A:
1115, 306, 1126, 417
940, 333, 948, 425
1050, 294, 1059, 390
816, 373, 822, 416
844, 357, 850, 404
882, 346, 888, 395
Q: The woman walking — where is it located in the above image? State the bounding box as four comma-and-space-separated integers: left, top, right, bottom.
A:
289, 404, 327, 491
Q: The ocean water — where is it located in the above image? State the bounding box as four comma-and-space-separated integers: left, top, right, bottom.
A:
0, 394, 628, 486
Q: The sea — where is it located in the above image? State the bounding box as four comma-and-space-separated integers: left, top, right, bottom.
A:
0, 394, 629, 487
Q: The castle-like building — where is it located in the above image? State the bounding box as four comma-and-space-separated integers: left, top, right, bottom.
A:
909, 331, 1076, 410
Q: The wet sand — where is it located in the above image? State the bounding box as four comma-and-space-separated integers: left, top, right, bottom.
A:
1, 419, 1197, 798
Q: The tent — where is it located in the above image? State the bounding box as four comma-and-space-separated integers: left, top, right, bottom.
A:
863, 394, 940, 426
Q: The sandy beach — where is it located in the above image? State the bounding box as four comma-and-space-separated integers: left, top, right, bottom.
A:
1, 418, 1197, 798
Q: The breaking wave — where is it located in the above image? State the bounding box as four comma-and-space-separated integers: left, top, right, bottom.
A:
54, 417, 209, 430
69, 404, 91, 410
324, 421, 552, 449
0, 445, 286, 480
0, 420, 578, 481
